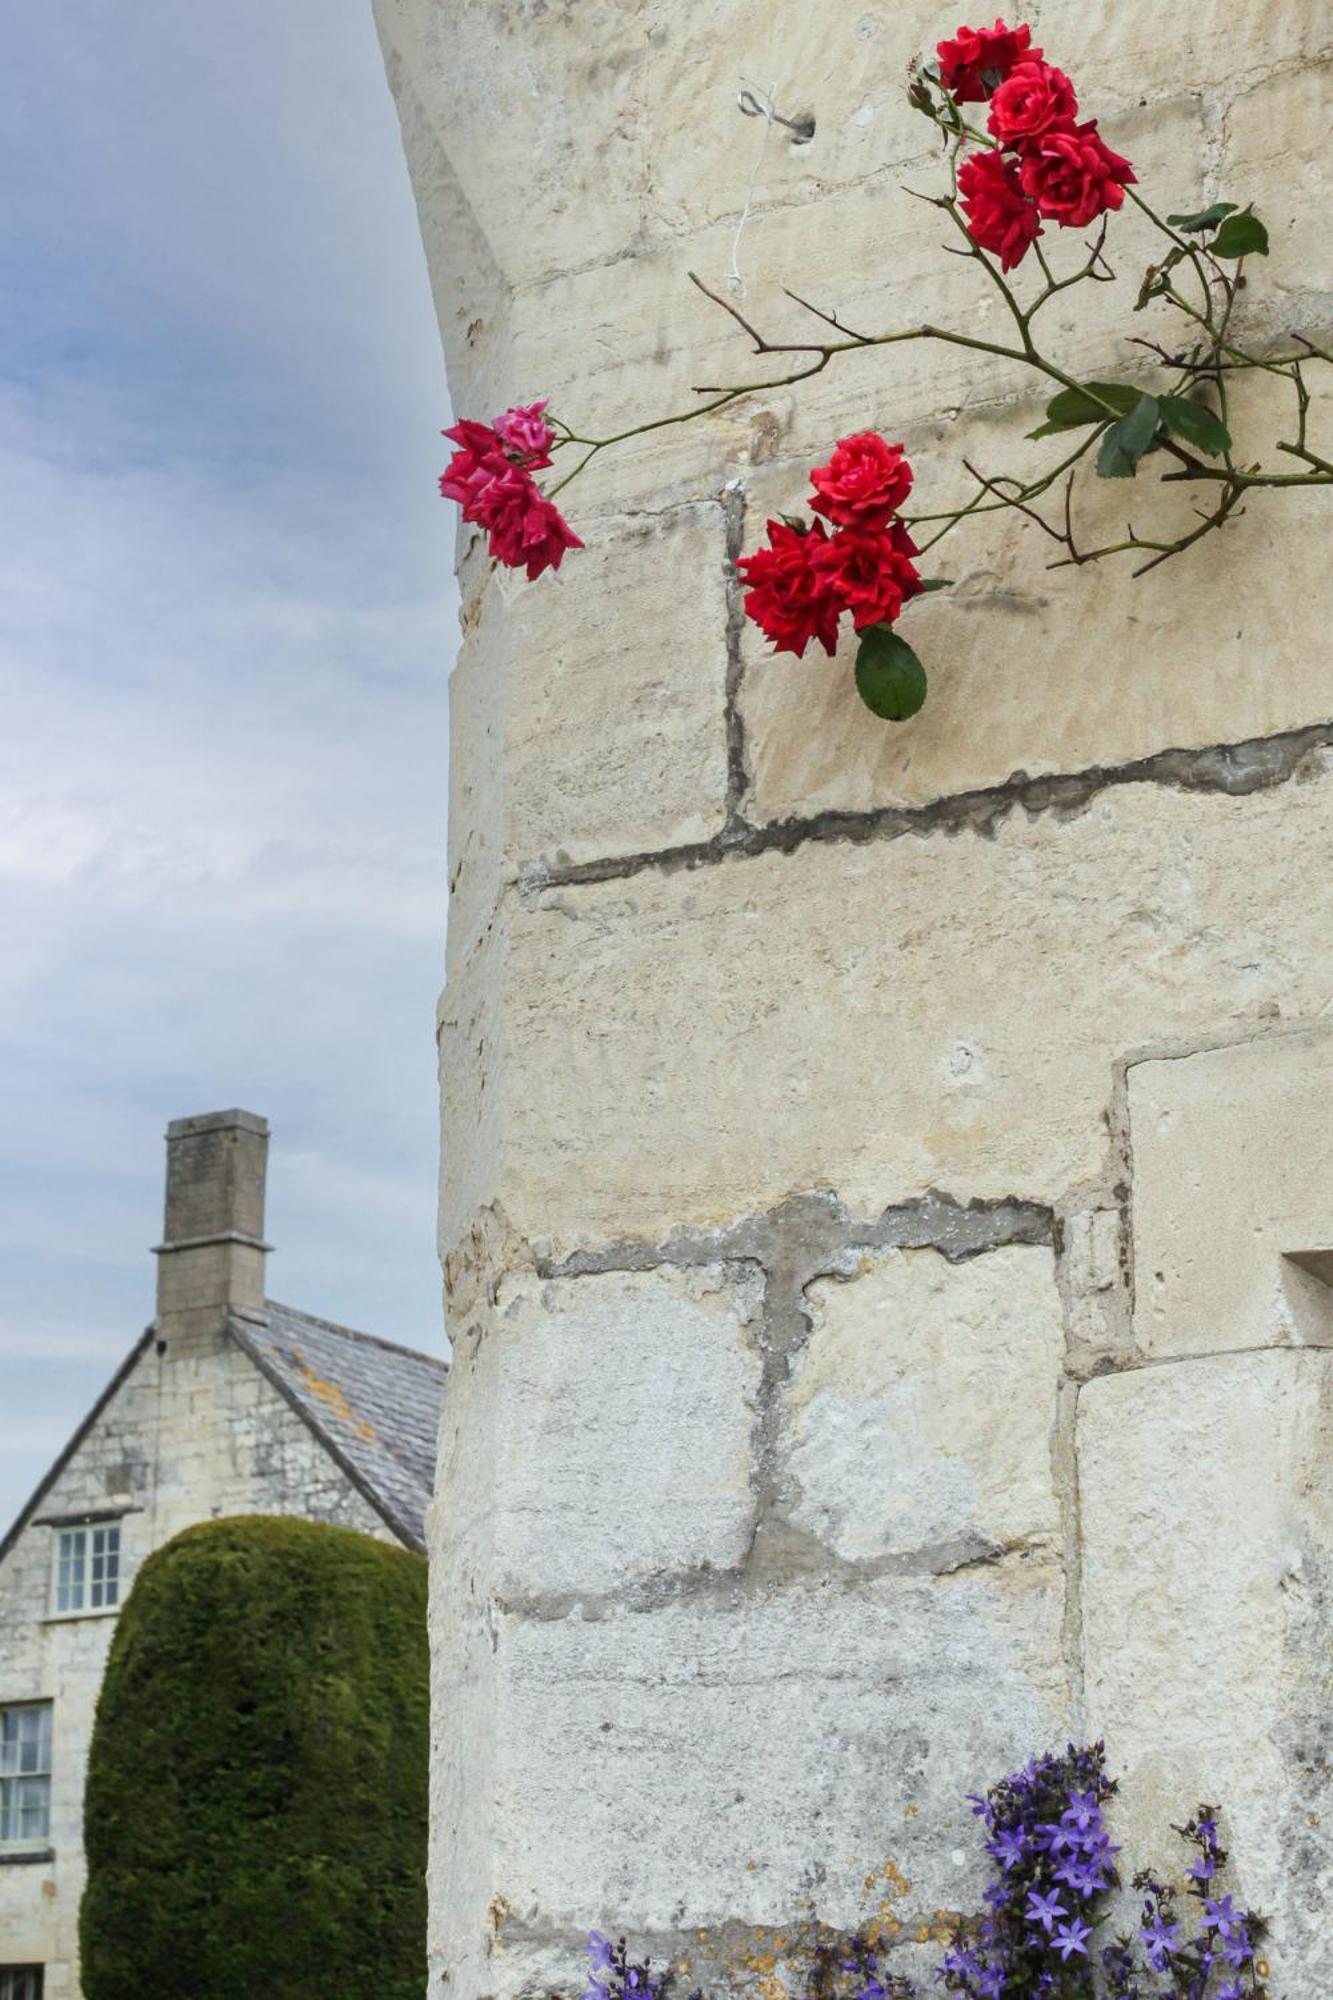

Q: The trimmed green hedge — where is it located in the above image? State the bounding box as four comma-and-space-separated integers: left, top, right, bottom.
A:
81, 1515, 428, 2000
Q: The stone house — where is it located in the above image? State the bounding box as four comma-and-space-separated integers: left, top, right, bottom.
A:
0, 1110, 446, 2000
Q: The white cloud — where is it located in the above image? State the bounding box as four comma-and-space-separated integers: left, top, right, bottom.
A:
0, 0, 457, 1531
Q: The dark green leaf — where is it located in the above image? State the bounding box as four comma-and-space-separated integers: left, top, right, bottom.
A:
854, 626, 928, 721
1212, 212, 1269, 258
1028, 381, 1143, 437
918, 578, 953, 592
1096, 393, 1160, 478
1158, 395, 1231, 457
1165, 201, 1238, 233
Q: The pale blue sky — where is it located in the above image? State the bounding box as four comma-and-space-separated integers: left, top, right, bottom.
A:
0, 3, 456, 1528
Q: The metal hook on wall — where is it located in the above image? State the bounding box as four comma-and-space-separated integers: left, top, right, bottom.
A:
736, 87, 816, 144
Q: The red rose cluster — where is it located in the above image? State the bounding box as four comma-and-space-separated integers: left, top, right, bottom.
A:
738, 434, 923, 659
439, 400, 584, 580
938, 19, 1136, 272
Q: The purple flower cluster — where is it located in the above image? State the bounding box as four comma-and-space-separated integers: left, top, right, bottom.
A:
583, 1933, 665, 2000
578, 1745, 1270, 2000
1122, 1808, 1263, 2000
936, 1742, 1119, 1995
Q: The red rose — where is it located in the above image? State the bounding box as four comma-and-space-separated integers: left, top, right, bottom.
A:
493, 399, 555, 468
957, 150, 1043, 271
440, 423, 582, 579
936, 18, 1038, 103
987, 59, 1078, 144
1018, 120, 1136, 227
439, 419, 506, 517
738, 519, 844, 658
480, 472, 580, 584
810, 433, 913, 530
817, 526, 924, 632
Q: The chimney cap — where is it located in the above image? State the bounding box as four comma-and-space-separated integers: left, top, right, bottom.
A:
165, 1109, 268, 1141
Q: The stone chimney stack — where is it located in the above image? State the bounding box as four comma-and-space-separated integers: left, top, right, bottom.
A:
154, 1110, 270, 1338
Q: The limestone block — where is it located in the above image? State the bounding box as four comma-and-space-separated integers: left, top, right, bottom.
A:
1061, 1206, 1128, 1359
505, 94, 1201, 523
490, 1565, 1068, 1937
1079, 1350, 1333, 1989
441, 757, 1333, 1259
1129, 1025, 1333, 1358
446, 500, 732, 956
737, 369, 1333, 822
488, 1265, 764, 1600
785, 1247, 1064, 1562
1221, 60, 1333, 338
375, 0, 1315, 296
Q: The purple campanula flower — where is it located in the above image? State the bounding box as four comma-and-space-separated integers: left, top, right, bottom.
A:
1062, 1791, 1101, 1834
1221, 1927, 1252, 1969
1204, 1894, 1242, 1939
941, 1944, 980, 1982
987, 1827, 1026, 1872
1051, 1919, 1091, 1961
1025, 1888, 1068, 1934
587, 1935, 615, 1975
1140, 1914, 1180, 1970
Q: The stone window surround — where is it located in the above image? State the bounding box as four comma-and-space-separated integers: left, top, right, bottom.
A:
0, 1969, 45, 2000
0, 1702, 53, 1857
35, 1507, 139, 1624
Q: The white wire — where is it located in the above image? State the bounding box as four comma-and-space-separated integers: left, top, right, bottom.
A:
727, 74, 779, 293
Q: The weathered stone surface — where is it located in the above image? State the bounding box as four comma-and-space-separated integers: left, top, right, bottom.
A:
489, 1567, 1068, 1936
374, 0, 1328, 292
784, 1247, 1064, 1563
488, 1265, 764, 1600
499, 93, 1204, 524
448, 503, 732, 934
1128, 1025, 1333, 1358
1222, 60, 1333, 344
442, 758, 1333, 1259
1079, 1351, 1333, 1991
381, 0, 1333, 1993
738, 372, 1333, 823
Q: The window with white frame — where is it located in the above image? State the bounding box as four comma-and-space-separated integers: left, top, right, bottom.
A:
51, 1521, 120, 1615
0, 1704, 52, 1847
0, 1969, 44, 2000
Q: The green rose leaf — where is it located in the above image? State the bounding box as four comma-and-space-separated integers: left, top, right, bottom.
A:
918, 577, 954, 592
1096, 393, 1161, 479
1028, 381, 1144, 438
854, 626, 928, 721
1158, 394, 1231, 457
1211, 211, 1269, 258
1166, 201, 1238, 233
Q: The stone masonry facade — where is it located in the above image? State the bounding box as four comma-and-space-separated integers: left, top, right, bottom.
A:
0, 1112, 443, 2000
374, 2, 1333, 1996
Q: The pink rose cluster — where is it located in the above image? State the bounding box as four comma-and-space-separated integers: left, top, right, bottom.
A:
737, 433, 924, 659
439, 400, 583, 580
938, 19, 1136, 272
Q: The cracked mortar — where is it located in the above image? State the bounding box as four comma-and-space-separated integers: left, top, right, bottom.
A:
519, 721, 1333, 893
535, 1190, 1054, 1595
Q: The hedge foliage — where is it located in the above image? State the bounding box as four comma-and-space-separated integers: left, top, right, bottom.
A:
81, 1514, 428, 2000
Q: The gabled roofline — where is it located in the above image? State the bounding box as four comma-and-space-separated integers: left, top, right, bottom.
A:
0, 1327, 157, 1571
226, 1311, 429, 1553
252, 1299, 449, 1376
0, 1303, 443, 1571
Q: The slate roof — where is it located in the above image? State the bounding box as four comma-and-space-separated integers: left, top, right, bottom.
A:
230, 1302, 448, 1552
